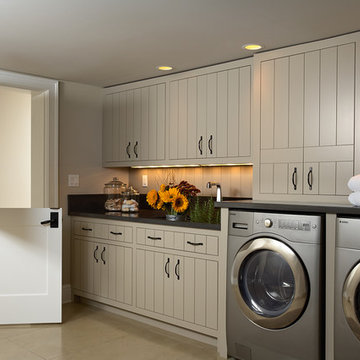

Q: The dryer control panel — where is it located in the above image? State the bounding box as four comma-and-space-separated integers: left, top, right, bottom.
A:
229, 211, 321, 244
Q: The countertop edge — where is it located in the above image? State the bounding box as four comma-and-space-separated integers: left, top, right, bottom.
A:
215, 200, 360, 215
69, 211, 221, 231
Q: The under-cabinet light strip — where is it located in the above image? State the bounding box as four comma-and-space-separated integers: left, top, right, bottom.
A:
130, 163, 253, 169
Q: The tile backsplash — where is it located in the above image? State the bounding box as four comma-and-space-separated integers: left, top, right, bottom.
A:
129, 165, 253, 198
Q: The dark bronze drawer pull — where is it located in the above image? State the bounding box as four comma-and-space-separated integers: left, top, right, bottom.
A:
175, 259, 180, 280
187, 241, 204, 246
165, 257, 170, 278
82, 227, 92, 231
93, 245, 99, 263
101, 247, 106, 265
110, 231, 122, 235
147, 236, 162, 240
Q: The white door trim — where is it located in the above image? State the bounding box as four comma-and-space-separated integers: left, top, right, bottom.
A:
0, 69, 59, 207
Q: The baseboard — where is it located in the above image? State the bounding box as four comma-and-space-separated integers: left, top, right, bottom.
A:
62, 284, 72, 304
80, 297, 217, 347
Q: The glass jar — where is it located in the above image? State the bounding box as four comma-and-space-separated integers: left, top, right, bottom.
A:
121, 186, 140, 212
104, 177, 126, 211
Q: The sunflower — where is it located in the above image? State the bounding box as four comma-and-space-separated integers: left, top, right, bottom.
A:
160, 187, 179, 203
160, 184, 166, 192
146, 189, 158, 208
172, 194, 189, 213
156, 200, 164, 210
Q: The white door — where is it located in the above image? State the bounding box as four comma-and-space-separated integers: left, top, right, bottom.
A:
0, 208, 62, 324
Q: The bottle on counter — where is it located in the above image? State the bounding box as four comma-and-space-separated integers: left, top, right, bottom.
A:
121, 186, 140, 212
104, 177, 127, 211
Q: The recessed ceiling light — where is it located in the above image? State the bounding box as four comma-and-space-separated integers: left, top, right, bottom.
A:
242, 44, 263, 51
156, 65, 173, 71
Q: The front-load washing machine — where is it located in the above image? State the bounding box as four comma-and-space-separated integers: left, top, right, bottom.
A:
335, 217, 360, 359
227, 211, 323, 360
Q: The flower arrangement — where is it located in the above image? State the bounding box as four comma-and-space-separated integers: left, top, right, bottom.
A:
146, 181, 200, 217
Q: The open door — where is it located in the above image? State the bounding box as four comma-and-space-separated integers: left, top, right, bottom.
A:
0, 208, 62, 324
0, 72, 60, 325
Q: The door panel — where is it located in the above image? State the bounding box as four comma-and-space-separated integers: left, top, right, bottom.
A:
0, 209, 61, 324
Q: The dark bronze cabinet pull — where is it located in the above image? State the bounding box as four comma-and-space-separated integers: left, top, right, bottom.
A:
101, 247, 106, 265
198, 136, 203, 155
82, 227, 92, 231
93, 245, 99, 263
187, 241, 204, 246
126, 142, 131, 158
291, 167, 297, 190
147, 236, 162, 241
307, 167, 313, 190
175, 259, 180, 280
165, 258, 170, 278
110, 231, 122, 235
134, 141, 139, 158
208, 135, 213, 154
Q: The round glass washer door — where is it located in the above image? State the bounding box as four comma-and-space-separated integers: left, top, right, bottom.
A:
343, 262, 360, 341
231, 237, 309, 329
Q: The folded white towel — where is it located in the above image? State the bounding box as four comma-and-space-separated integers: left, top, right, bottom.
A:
348, 192, 360, 206
348, 175, 360, 192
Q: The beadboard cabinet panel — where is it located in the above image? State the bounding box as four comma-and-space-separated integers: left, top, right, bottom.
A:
72, 217, 220, 338
254, 32, 359, 202
168, 62, 252, 163
103, 83, 166, 165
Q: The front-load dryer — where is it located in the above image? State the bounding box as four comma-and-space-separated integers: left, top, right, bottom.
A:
335, 217, 360, 360
227, 211, 323, 360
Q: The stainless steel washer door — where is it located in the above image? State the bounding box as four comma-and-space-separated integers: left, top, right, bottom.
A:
343, 262, 360, 341
231, 237, 309, 329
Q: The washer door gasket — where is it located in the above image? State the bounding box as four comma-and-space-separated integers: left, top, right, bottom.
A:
343, 262, 360, 341
231, 237, 309, 329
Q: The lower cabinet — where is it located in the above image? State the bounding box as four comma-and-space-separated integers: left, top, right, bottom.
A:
136, 249, 218, 330
72, 238, 132, 305
71, 217, 220, 337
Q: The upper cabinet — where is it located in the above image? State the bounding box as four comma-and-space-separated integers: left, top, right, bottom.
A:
103, 59, 253, 167
253, 32, 360, 202
103, 83, 166, 166
169, 63, 252, 162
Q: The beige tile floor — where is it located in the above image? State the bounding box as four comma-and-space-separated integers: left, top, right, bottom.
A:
0, 303, 218, 360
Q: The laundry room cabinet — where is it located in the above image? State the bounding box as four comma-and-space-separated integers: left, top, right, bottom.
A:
71, 220, 133, 305
103, 83, 166, 165
253, 32, 360, 202
135, 226, 219, 333
168, 62, 252, 162
71, 217, 220, 338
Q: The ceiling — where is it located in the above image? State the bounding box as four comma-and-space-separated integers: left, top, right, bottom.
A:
0, 0, 359, 88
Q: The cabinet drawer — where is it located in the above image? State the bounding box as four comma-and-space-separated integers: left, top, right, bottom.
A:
109, 225, 133, 243
137, 227, 218, 256
184, 234, 219, 256
74, 221, 95, 237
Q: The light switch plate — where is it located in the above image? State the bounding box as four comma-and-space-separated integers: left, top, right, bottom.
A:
68, 174, 80, 187
142, 174, 148, 187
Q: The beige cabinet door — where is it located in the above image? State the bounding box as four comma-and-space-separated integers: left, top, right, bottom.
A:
169, 63, 252, 162
80, 240, 96, 294
257, 36, 356, 199
183, 257, 218, 329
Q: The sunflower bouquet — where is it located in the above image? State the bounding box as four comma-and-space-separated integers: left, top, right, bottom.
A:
146, 181, 200, 216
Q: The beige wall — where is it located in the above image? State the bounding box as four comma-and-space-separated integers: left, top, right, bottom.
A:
129, 165, 253, 198
59, 81, 128, 285
0, 86, 31, 207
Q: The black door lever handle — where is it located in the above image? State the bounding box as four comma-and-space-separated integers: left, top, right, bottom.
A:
40, 212, 59, 228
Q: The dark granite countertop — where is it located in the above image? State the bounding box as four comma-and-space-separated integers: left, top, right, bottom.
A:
215, 199, 360, 216
68, 195, 220, 231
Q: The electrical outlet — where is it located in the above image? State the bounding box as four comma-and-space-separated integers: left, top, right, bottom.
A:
68, 174, 80, 187
142, 174, 148, 187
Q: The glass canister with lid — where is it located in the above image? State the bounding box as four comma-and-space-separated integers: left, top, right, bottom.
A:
121, 186, 140, 212
104, 177, 127, 211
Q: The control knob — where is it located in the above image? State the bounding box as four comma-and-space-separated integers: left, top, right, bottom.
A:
264, 218, 273, 228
